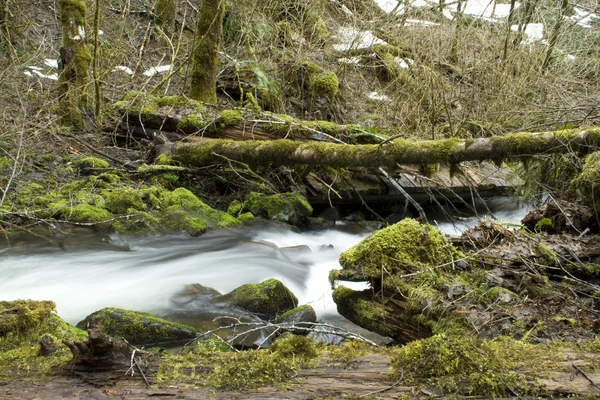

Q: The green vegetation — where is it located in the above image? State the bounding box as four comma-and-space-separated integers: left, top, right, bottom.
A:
242, 192, 313, 225
0, 300, 87, 378
214, 278, 298, 320
77, 308, 197, 345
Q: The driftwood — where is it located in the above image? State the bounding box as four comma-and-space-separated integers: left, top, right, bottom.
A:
161, 127, 600, 169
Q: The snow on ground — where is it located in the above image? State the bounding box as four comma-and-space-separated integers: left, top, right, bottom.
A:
44, 59, 58, 69
333, 27, 387, 51
337, 56, 362, 65
396, 57, 414, 69
569, 7, 598, 29
404, 19, 440, 27
143, 65, 172, 77
368, 91, 389, 101
112, 66, 134, 75
511, 23, 544, 44
24, 67, 58, 81
444, 0, 520, 21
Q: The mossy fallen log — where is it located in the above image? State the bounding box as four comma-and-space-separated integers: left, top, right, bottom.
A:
164, 127, 600, 168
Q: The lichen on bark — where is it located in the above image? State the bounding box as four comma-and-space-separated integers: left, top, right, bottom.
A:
58, 0, 92, 130
189, 0, 224, 103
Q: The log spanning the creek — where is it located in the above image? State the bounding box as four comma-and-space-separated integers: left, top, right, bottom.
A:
164, 128, 600, 168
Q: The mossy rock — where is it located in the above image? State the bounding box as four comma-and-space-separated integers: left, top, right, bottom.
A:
77, 308, 198, 346
243, 192, 313, 225
0, 300, 87, 377
339, 218, 457, 279
274, 305, 317, 335
213, 279, 298, 320
73, 157, 109, 173
103, 188, 146, 214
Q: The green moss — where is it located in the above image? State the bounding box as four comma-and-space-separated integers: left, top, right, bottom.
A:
227, 199, 242, 216
0, 300, 87, 378
243, 192, 312, 225
390, 335, 537, 396
77, 308, 198, 345
339, 218, 457, 278
103, 188, 145, 214
176, 114, 206, 133
155, 0, 177, 33
572, 151, 600, 211
0, 157, 9, 169
112, 211, 159, 235
74, 157, 109, 170
534, 243, 558, 266
218, 109, 242, 127
243, 92, 261, 111
309, 71, 339, 99
552, 316, 576, 325
238, 212, 255, 222
61, 204, 113, 223
215, 278, 298, 320
156, 154, 173, 165
534, 217, 553, 233
189, 0, 224, 103
332, 286, 394, 337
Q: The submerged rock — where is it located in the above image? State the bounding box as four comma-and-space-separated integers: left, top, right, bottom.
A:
77, 308, 198, 346
212, 278, 298, 320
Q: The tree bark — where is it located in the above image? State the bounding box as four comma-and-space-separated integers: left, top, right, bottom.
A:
189, 0, 223, 103
155, 0, 177, 36
58, 0, 92, 130
165, 127, 600, 168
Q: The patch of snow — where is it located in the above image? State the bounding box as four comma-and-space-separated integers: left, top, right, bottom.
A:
338, 56, 362, 65
112, 66, 134, 75
73, 25, 86, 41
442, 9, 455, 20
143, 65, 172, 77
404, 19, 440, 27
566, 54, 576, 61
26, 66, 43, 71
511, 23, 544, 44
26, 70, 58, 81
329, 0, 354, 16
444, 0, 520, 22
395, 57, 413, 69
44, 59, 58, 69
374, 0, 402, 14
569, 7, 598, 29
368, 91, 389, 101
333, 27, 387, 52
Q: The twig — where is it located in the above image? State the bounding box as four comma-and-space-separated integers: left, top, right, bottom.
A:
573, 364, 600, 391
135, 361, 151, 388
360, 373, 403, 397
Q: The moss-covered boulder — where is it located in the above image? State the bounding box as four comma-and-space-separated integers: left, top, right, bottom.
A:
274, 305, 317, 335
243, 192, 313, 225
0, 300, 87, 378
338, 218, 456, 280
77, 308, 198, 345
212, 279, 298, 320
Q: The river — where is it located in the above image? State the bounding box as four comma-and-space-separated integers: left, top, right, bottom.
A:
0, 196, 531, 336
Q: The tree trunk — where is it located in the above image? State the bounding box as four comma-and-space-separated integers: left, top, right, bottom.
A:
165, 127, 600, 168
189, 0, 223, 103
155, 0, 177, 36
58, 0, 92, 130
541, 0, 570, 72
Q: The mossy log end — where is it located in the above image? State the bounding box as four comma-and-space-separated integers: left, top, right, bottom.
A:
165, 127, 600, 168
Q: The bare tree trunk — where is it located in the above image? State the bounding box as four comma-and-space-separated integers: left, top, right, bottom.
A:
541, 0, 570, 72
502, 0, 517, 61
189, 0, 224, 103
513, 0, 541, 47
164, 127, 600, 169
450, 0, 463, 63
58, 0, 92, 130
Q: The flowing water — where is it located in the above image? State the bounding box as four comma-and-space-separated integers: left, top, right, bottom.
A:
0, 196, 532, 338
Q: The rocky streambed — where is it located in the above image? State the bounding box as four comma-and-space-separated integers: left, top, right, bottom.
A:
1, 200, 600, 398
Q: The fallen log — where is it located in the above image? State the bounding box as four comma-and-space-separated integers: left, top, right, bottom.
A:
163, 127, 600, 168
